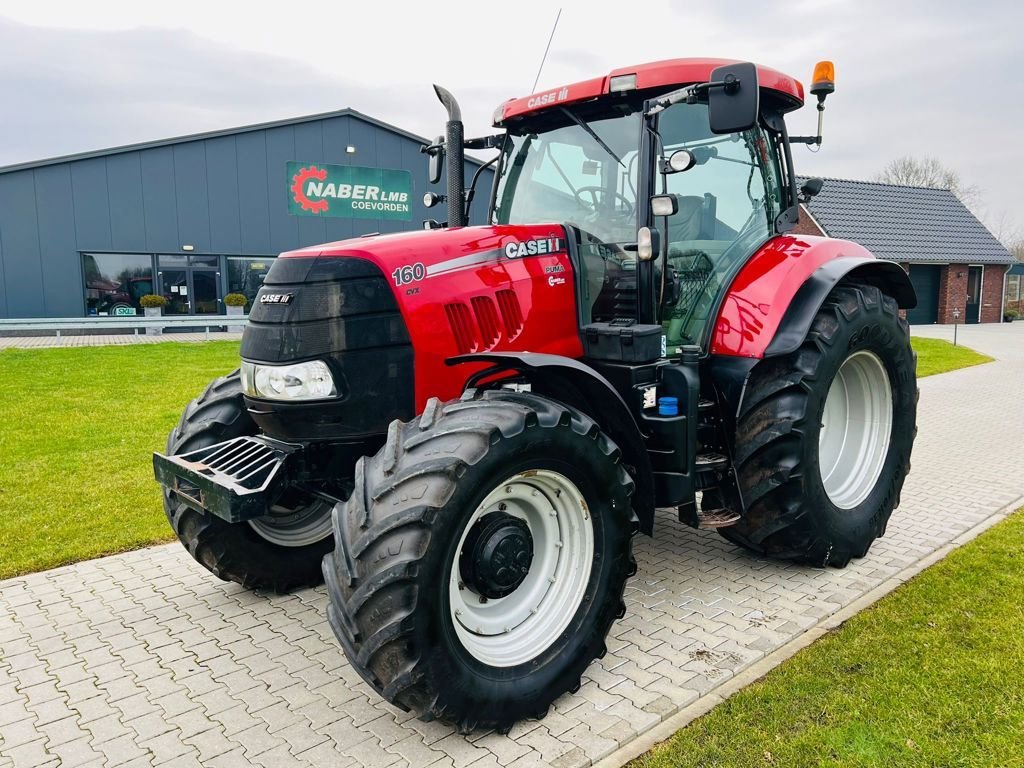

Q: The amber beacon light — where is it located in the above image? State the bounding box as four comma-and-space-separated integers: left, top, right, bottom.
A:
811, 60, 835, 97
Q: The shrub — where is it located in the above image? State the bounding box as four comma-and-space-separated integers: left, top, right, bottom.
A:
224, 293, 248, 307
139, 294, 167, 309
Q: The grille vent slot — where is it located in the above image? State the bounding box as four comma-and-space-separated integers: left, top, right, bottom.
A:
445, 302, 478, 354
471, 296, 501, 349
495, 289, 524, 341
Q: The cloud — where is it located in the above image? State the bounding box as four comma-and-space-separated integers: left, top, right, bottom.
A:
0, 17, 507, 166
0, 1, 1021, 238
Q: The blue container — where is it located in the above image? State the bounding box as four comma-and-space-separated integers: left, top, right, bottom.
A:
658, 396, 679, 416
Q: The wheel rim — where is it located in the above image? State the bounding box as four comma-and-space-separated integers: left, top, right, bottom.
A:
449, 470, 594, 668
247, 499, 333, 547
818, 350, 894, 509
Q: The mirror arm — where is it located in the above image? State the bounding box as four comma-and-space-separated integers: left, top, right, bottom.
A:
463, 134, 505, 150
647, 76, 743, 116
463, 154, 500, 222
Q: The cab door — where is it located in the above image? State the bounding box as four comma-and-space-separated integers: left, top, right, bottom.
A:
651, 101, 782, 353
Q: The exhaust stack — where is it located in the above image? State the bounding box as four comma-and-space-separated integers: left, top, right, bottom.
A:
433, 85, 467, 228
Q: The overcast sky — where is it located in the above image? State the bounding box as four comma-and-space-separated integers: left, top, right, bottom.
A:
1, 0, 1021, 240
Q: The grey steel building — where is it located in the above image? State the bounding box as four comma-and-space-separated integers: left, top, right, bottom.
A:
0, 110, 493, 319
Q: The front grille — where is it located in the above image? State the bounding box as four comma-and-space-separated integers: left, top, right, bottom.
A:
245, 257, 409, 361
240, 255, 414, 441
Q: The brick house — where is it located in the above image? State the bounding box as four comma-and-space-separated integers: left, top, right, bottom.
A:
794, 178, 1016, 324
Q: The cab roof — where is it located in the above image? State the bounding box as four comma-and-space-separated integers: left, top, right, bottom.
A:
494, 58, 805, 126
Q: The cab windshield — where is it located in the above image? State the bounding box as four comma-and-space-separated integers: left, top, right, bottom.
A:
492, 109, 642, 248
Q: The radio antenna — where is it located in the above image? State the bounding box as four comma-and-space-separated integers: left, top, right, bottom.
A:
531, 8, 562, 93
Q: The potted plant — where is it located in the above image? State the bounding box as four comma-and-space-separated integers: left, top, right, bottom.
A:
224, 293, 248, 316
1004, 308, 1019, 323
139, 294, 167, 336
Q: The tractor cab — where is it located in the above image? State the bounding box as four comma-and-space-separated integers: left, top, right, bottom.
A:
487, 59, 817, 355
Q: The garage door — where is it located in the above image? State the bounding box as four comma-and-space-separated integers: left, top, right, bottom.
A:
907, 265, 940, 324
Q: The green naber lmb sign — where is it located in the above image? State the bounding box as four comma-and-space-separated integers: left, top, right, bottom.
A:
287, 162, 412, 220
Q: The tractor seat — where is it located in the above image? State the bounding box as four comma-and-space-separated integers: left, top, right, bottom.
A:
667, 196, 705, 242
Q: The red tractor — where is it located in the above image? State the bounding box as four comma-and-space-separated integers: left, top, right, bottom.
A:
155, 59, 917, 732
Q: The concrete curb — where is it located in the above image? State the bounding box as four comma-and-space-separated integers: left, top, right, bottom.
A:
593, 494, 1024, 768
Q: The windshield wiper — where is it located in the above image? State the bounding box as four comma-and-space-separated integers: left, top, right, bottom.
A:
560, 107, 624, 168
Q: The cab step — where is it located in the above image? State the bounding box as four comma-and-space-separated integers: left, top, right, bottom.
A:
695, 451, 728, 471
697, 508, 741, 529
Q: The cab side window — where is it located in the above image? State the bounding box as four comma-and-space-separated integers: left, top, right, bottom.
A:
657, 103, 782, 350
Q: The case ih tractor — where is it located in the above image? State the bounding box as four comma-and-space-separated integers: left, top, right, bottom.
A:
155, 58, 917, 731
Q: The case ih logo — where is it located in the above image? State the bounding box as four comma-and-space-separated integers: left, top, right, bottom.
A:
527, 87, 570, 109
504, 237, 562, 259
260, 293, 294, 305
286, 162, 413, 221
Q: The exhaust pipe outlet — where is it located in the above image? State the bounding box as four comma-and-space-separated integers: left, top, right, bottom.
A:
433, 84, 467, 228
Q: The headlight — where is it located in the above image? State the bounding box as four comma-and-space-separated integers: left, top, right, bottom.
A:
241, 360, 337, 401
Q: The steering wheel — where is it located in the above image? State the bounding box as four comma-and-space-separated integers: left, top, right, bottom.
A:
573, 186, 634, 215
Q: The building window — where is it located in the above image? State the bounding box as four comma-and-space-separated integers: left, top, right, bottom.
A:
227, 257, 273, 312
1008, 274, 1021, 302
83, 253, 154, 316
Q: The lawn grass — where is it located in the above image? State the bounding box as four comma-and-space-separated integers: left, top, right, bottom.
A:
911, 336, 993, 377
0, 335, 996, 579
632, 508, 1024, 768
0, 342, 240, 579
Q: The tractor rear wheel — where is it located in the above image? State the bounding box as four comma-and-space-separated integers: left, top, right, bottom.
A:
163, 371, 334, 592
322, 390, 637, 732
720, 283, 916, 567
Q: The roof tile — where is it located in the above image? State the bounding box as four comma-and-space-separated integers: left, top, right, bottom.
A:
799, 177, 1014, 265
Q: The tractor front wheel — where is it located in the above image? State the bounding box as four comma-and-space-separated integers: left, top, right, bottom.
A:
322, 390, 637, 732
720, 283, 917, 567
163, 371, 334, 592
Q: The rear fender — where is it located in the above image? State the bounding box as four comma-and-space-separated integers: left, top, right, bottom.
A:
764, 257, 917, 357
448, 352, 656, 535
711, 235, 916, 359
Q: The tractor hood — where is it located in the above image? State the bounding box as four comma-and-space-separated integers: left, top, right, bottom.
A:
277, 224, 568, 276
252, 224, 583, 416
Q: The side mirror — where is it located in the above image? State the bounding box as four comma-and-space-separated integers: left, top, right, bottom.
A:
425, 135, 445, 184
800, 177, 824, 201
708, 62, 760, 135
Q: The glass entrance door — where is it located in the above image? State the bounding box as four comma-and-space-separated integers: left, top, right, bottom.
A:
160, 269, 191, 315
158, 263, 222, 315
191, 270, 221, 314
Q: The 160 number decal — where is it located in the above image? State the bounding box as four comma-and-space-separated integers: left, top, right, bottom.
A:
392, 263, 426, 286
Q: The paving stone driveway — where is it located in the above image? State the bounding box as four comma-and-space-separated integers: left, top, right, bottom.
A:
2, 324, 1022, 768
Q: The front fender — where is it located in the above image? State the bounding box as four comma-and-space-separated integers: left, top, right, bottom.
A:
710, 235, 916, 359
447, 352, 656, 535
